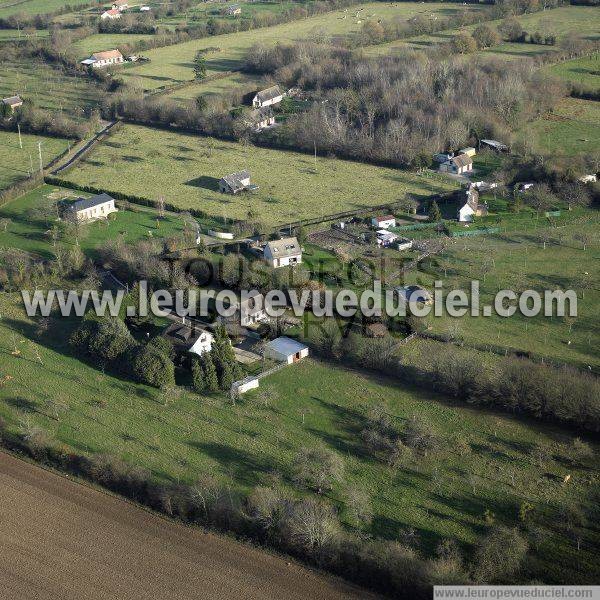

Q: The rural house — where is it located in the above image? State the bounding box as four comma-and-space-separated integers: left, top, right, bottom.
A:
264, 337, 309, 364
101, 9, 121, 19
67, 193, 118, 221
264, 237, 302, 268
1, 95, 23, 113
252, 85, 283, 108
229, 291, 269, 327
112, 0, 128, 10
81, 49, 124, 68
439, 153, 473, 175
458, 187, 488, 223
163, 322, 213, 356
371, 215, 396, 229
225, 3, 241, 15
219, 170, 252, 194
396, 285, 433, 306
245, 107, 275, 131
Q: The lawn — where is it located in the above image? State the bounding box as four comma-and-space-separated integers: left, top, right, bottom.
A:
0, 294, 597, 585
0, 131, 70, 190
0, 184, 193, 257
116, 2, 484, 90
522, 97, 600, 157
0, 57, 102, 114
544, 53, 600, 89
0, 0, 95, 17
364, 5, 599, 60
60, 124, 458, 227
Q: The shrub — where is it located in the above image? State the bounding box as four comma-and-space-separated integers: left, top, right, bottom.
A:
130, 344, 175, 388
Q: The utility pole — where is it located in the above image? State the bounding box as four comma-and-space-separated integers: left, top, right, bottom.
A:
17, 123, 22, 149
38, 141, 43, 173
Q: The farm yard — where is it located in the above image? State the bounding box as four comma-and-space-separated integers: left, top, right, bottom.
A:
0, 131, 70, 190
522, 98, 600, 157
363, 5, 600, 60
0, 289, 597, 585
59, 124, 457, 227
116, 2, 485, 91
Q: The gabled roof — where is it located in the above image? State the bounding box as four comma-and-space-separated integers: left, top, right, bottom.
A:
373, 215, 395, 223
103, 8, 121, 16
71, 193, 115, 212
254, 85, 281, 103
2, 95, 22, 106
449, 153, 472, 168
163, 323, 212, 349
247, 107, 273, 123
91, 49, 123, 61
265, 236, 301, 258
221, 170, 250, 192
266, 336, 308, 357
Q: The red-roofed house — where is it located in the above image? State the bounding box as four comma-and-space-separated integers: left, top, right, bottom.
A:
370, 215, 396, 229
81, 49, 124, 68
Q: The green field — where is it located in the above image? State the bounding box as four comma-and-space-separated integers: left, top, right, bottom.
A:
72, 33, 157, 58
60, 124, 457, 227
0, 184, 192, 257
0, 0, 96, 17
544, 53, 600, 89
0, 293, 597, 584
0, 131, 70, 190
0, 57, 102, 114
166, 72, 265, 103
0, 28, 49, 41
116, 2, 484, 90
523, 97, 600, 157
364, 6, 599, 60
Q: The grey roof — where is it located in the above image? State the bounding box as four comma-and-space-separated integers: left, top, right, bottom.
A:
2, 95, 22, 106
265, 236, 301, 258
480, 139, 507, 151
247, 107, 273, 123
254, 85, 281, 103
266, 336, 308, 357
221, 170, 250, 192
71, 193, 115, 212
450, 153, 472, 168
163, 323, 209, 349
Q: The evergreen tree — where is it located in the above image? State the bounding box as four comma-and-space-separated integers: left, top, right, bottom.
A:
193, 52, 207, 80
191, 356, 205, 393
429, 200, 442, 223
201, 353, 219, 393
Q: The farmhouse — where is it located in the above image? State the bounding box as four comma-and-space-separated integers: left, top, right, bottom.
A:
371, 215, 396, 229
264, 237, 302, 268
458, 187, 488, 222
264, 337, 309, 364
439, 153, 473, 175
219, 170, 252, 194
225, 3, 241, 15
245, 107, 275, 131
1, 95, 23, 113
230, 291, 269, 327
67, 193, 118, 221
112, 0, 128, 10
101, 9, 121, 19
252, 85, 283, 109
163, 322, 213, 356
81, 49, 124, 68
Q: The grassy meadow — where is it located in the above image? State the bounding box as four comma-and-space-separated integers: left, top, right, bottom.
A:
0, 0, 95, 17
0, 290, 597, 583
60, 124, 457, 227
522, 98, 600, 157
0, 132, 70, 190
544, 53, 600, 89
116, 2, 484, 90
363, 5, 599, 60
72, 33, 157, 57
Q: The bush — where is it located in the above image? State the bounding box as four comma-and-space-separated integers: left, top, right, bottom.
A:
130, 344, 175, 388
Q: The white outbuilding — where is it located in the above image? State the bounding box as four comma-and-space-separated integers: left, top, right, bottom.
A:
264, 337, 309, 364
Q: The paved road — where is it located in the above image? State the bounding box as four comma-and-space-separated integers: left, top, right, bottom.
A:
0, 452, 375, 600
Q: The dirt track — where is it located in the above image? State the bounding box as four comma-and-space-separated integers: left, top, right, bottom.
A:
0, 452, 375, 600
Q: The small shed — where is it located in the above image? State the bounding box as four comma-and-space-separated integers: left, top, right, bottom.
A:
459, 147, 476, 157
264, 337, 309, 364
371, 215, 396, 229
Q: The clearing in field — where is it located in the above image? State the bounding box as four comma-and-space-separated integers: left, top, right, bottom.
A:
363, 6, 599, 60
117, 2, 484, 91
0, 57, 102, 114
0, 131, 70, 190
0, 291, 597, 585
60, 124, 457, 227
522, 97, 600, 157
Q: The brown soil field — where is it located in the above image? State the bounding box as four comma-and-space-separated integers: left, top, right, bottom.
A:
0, 452, 376, 600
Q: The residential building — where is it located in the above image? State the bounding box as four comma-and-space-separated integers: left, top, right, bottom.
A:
252, 85, 283, 108
1, 95, 23, 113
219, 170, 252, 194
264, 337, 309, 364
376, 229, 398, 247
163, 322, 213, 356
67, 193, 118, 221
371, 215, 396, 229
396, 285, 433, 306
439, 153, 473, 175
245, 107, 275, 131
230, 291, 269, 327
264, 237, 302, 268
458, 187, 488, 222
81, 49, 124, 68
101, 9, 121, 19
